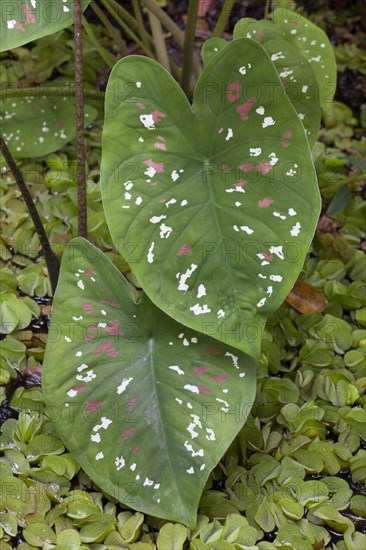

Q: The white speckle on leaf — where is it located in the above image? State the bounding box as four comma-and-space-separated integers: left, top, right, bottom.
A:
115, 456, 125, 470
178, 264, 197, 291
187, 467, 194, 474
269, 245, 284, 260
91, 433, 101, 443
95, 452, 104, 460
159, 223, 173, 239
140, 114, 155, 130
271, 51, 285, 61
117, 377, 133, 394
77, 280, 84, 290
240, 226, 254, 235
206, 428, 216, 441
217, 309, 225, 318
65, 336, 72, 343
267, 286, 273, 297
290, 222, 301, 236
288, 208, 297, 216
150, 215, 166, 224
143, 478, 154, 486
147, 242, 155, 263
250, 147, 261, 156
262, 117, 276, 128
225, 128, 233, 141
273, 212, 286, 220
225, 352, 239, 368
136, 81, 142, 88
190, 304, 211, 315
171, 170, 180, 181
169, 365, 185, 375
256, 106, 265, 115
257, 298, 266, 307
270, 275, 283, 282
130, 463, 137, 471
184, 384, 200, 394
197, 284, 206, 298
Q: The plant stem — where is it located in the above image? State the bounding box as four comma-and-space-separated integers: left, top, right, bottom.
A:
82, 15, 115, 68
181, 0, 199, 96
90, 0, 128, 56
74, 0, 87, 239
132, 0, 152, 56
143, 0, 201, 78
148, 10, 170, 71
264, 0, 271, 19
0, 136, 60, 294
100, 0, 153, 56
0, 87, 104, 102
212, 0, 236, 37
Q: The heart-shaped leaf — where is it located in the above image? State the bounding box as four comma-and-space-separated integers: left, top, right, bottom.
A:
0, 0, 91, 52
101, 39, 320, 358
202, 29, 321, 148
1, 95, 97, 158
42, 237, 256, 527
270, 8, 336, 113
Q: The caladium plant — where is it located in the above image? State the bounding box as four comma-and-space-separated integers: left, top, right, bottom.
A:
42, 237, 257, 526
100, 38, 321, 360
5, 4, 335, 527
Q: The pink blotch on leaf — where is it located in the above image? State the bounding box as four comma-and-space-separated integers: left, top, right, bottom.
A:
151, 110, 166, 123
193, 366, 209, 376
144, 159, 165, 173
236, 97, 256, 121
159, 198, 167, 203
72, 386, 87, 392
14, 21, 26, 32
156, 135, 166, 142
120, 427, 135, 441
258, 198, 274, 208
154, 142, 166, 150
82, 304, 94, 314
258, 31, 263, 42
93, 342, 118, 357
262, 252, 273, 261
133, 447, 141, 453
126, 397, 138, 411
22, 4, 36, 24
136, 102, 146, 110
221, 164, 229, 172
204, 347, 220, 355
282, 130, 292, 139
105, 321, 124, 336
212, 373, 229, 382
84, 269, 96, 276
294, 21, 300, 27
235, 179, 246, 188
256, 162, 273, 175
226, 81, 240, 103
177, 244, 192, 256
238, 163, 254, 172
197, 385, 212, 394
281, 141, 290, 148
100, 298, 118, 308
56, 120, 65, 128
86, 401, 103, 412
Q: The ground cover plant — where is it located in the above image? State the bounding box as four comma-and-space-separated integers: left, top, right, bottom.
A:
0, 0, 365, 548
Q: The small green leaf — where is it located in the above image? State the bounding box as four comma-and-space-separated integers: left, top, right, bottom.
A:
1, 96, 97, 158
156, 523, 187, 550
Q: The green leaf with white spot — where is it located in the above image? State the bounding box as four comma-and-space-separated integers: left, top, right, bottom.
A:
42, 237, 256, 527
101, 39, 320, 359
270, 8, 337, 113
1, 95, 97, 158
0, 0, 91, 52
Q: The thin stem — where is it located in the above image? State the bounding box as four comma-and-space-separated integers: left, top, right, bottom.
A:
148, 10, 170, 71
90, 0, 128, 56
0, 87, 104, 102
132, 0, 151, 55
100, 0, 153, 56
212, 0, 236, 37
82, 15, 115, 68
0, 136, 60, 295
74, 0, 87, 239
264, 0, 271, 19
143, 0, 201, 78
181, 0, 199, 95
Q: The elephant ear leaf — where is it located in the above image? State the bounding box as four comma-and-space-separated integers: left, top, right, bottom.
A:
270, 7, 337, 114
233, 19, 321, 149
0, 0, 91, 52
42, 237, 257, 528
101, 38, 320, 359
201, 37, 228, 65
